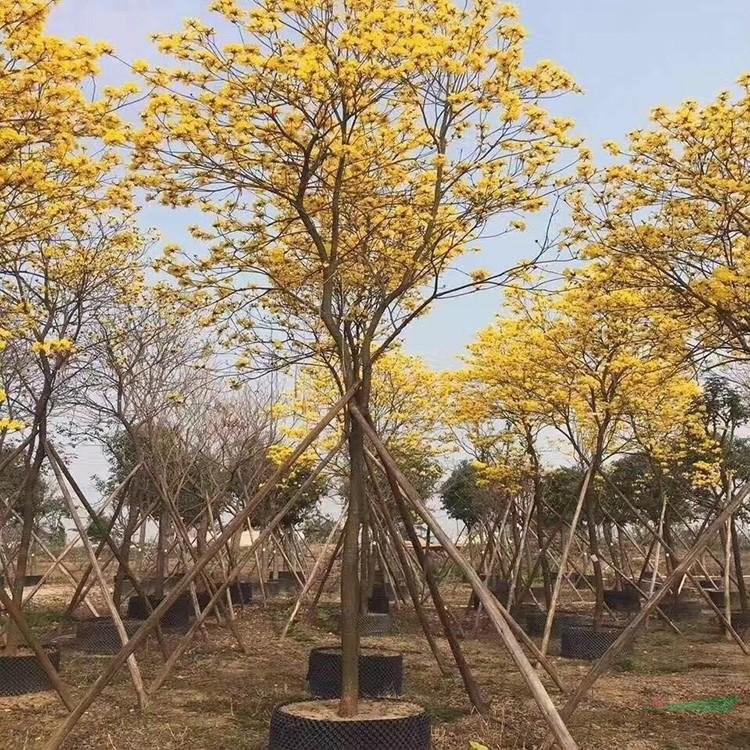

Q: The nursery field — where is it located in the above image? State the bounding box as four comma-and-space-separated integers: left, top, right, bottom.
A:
2, 0, 750, 748
1, 586, 749, 750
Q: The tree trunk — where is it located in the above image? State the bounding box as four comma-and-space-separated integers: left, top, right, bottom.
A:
6, 440, 45, 655
339, 405, 364, 717
584, 491, 605, 626
730, 515, 748, 614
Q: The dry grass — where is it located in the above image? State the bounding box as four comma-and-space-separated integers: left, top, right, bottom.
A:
1, 585, 749, 749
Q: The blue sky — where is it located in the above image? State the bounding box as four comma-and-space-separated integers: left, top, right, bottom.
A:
47, 1, 750, 504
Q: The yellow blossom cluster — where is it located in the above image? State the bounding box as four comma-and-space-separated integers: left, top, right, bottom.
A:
134, 0, 579, 378
570, 74, 750, 359
455, 261, 718, 486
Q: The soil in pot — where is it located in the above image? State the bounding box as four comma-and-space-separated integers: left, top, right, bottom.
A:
307, 646, 403, 699
560, 626, 624, 661
268, 699, 430, 750
0, 647, 61, 696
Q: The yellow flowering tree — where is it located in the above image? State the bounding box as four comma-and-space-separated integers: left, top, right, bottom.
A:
0, 0, 141, 653
136, 0, 578, 712
569, 75, 750, 358
459, 262, 711, 620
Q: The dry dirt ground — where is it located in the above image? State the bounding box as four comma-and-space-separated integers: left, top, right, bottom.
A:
1, 585, 750, 749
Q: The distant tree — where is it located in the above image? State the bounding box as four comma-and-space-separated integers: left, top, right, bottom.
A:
302, 512, 337, 544
441, 461, 486, 529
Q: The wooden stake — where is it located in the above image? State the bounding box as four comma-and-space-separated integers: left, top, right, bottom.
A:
353, 408, 575, 748
47, 449, 149, 710
43, 388, 356, 750
539, 479, 750, 749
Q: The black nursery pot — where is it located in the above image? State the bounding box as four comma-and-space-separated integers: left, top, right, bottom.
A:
720, 610, 750, 634
0, 647, 61, 696
560, 626, 623, 661
572, 573, 598, 588
23, 575, 43, 587
470, 578, 510, 609
271, 576, 298, 596
74, 616, 139, 654
368, 584, 391, 614
269, 700, 431, 750
707, 589, 737, 609
307, 647, 403, 699
698, 577, 722, 590
278, 570, 305, 584
525, 610, 591, 638
359, 612, 395, 636
229, 580, 254, 606
659, 598, 703, 621
126, 592, 192, 629
603, 588, 641, 612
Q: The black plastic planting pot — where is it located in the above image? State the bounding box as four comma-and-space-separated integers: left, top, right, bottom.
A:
723, 611, 750, 633
74, 617, 140, 654
659, 598, 703, 621
469, 577, 509, 609
126, 592, 192, 629
229, 580, 253, 606
268, 700, 431, 750
359, 612, 394, 636
23, 575, 43, 587
278, 571, 305, 584
307, 647, 403, 699
707, 589, 738, 609
0, 647, 61, 696
572, 573, 597, 588
270, 576, 298, 596
560, 626, 623, 661
525, 611, 592, 638
603, 588, 641, 612
698, 577, 723, 590
263, 580, 281, 598
368, 584, 390, 614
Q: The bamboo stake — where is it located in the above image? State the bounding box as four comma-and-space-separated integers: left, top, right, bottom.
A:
43, 388, 356, 750
539, 479, 750, 749
47, 449, 149, 710
281, 510, 345, 638
353, 408, 575, 748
